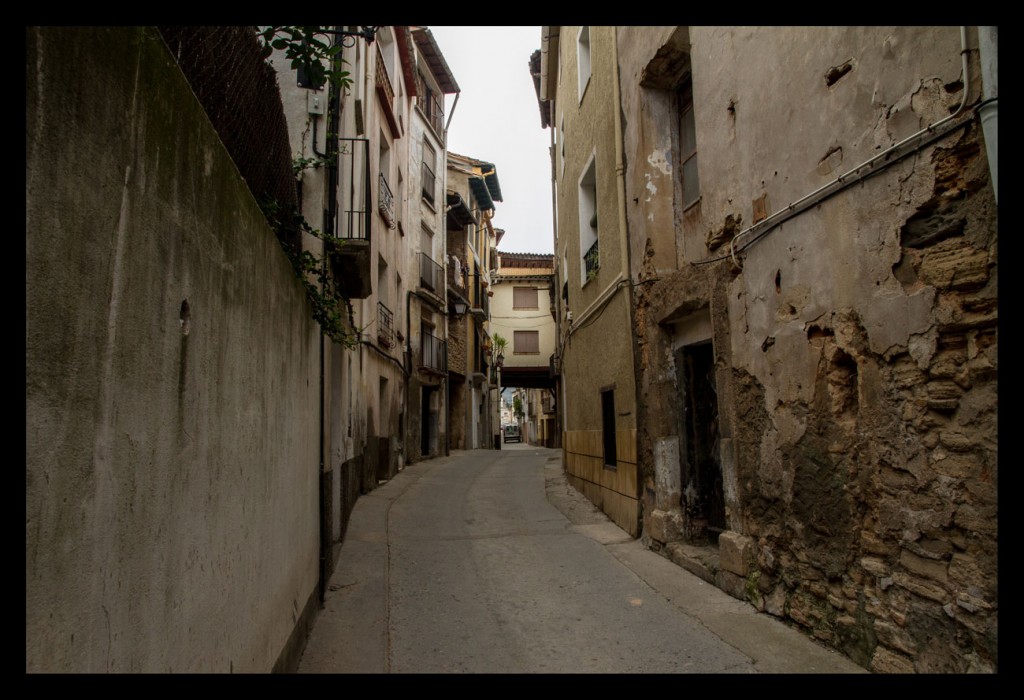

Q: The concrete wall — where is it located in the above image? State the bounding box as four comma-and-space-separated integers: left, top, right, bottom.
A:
618, 26, 997, 673
26, 27, 320, 672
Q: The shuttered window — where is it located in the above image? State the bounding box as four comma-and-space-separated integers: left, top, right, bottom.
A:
513, 330, 539, 354
513, 286, 538, 309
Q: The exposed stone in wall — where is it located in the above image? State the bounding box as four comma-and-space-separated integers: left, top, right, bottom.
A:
705, 212, 742, 252
729, 126, 997, 673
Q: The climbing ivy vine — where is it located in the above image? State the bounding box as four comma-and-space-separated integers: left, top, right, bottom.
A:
256, 26, 362, 348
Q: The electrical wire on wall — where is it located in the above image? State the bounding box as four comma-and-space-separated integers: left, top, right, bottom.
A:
691, 26, 973, 271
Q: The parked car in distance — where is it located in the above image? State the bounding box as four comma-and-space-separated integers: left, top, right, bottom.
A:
503, 424, 521, 443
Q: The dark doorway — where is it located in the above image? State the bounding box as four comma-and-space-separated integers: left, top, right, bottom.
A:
601, 388, 617, 468
421, 386, 435, 457
677, 341, 724, 543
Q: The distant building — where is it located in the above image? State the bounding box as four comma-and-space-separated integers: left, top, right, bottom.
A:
490, 251, 559, 447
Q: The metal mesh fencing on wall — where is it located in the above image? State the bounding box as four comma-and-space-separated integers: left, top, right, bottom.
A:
157, 26, 298, 246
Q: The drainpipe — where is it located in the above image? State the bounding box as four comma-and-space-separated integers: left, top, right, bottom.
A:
976, 26, 997, 204
315, 27, 345, 605
610, 28, 630, 287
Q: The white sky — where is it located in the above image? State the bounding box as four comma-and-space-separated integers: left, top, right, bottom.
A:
427, 26, 554, 255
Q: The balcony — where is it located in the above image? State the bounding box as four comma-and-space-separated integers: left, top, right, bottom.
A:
470, 283, 489, 320
378, 172, 395, 229
376, 45, 400, 138
419, 252, 443, 295
419, 331, 446, 375
328, 137, 372, 299
377, 302, 394, 348
584, 238, 600, 282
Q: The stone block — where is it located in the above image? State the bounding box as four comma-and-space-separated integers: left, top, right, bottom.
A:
764, 585, 787, 617
860, 556, 889, 577
871, 646, 916, 674
874, 620, 916, 656
666, 543, 715, 585
953, 503, 997, 536
715, 569, 749, 602
647, 508, 684, 543
899, 549, 948, 583
718, 530, 754, 576
892, 571, 948, 603
926, 380, 961, 411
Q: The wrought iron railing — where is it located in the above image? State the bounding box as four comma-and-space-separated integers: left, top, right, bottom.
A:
377, 301, 394, 348
336, 137, 371, 241
419, 332, 446, 373
419, 252, 442, 293
584, 238, 600, 280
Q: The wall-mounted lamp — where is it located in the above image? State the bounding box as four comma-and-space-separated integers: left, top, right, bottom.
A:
451, 301, 468, 319
319, 26, 379, 47
494, 349, 505, 368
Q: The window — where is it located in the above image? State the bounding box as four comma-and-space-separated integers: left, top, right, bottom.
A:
421, 140, 436, 205
416, 70, 444, 137
678, 80, 700, 208
577, 26, 591, 101
378, 133, 394, 226
377, 255, 389, 307
421, 222, 434, 260
513, 286, 538, 309
601, 388, 617, 468
513, 330, 539, 355
578, 153, 598, 285
559, 116, 565, 179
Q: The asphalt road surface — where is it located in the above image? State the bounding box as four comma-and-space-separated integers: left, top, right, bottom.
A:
297, 444, 865, 674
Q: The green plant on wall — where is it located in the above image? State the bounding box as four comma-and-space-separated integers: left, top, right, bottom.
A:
257, 26, 352, 91
256, 26, 363, 348
259, 198, 361, 348
492, 333, 508, 353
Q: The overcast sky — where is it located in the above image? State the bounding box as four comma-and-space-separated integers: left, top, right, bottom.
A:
427, 26, 554, 255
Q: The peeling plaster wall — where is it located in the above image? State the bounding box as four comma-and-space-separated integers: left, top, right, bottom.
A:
619, 26, 997, 673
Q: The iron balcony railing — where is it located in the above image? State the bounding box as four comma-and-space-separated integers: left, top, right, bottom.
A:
471, 282, 489, 318
419, 252, 442, 294
377, 302, 394, 348
378, 171, 395, 228
584, 238, 600, 280
419, 331, 446, 373
336, 137, 371, 241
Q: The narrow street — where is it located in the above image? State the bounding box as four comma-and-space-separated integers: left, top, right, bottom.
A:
298, 445, 864, 673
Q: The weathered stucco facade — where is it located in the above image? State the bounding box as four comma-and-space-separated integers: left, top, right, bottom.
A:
543, 26, 640, 536
614, 26, 997, 673
26, 27, 321, 672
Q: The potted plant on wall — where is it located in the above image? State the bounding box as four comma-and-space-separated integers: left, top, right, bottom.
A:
492, 333, 508, 359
